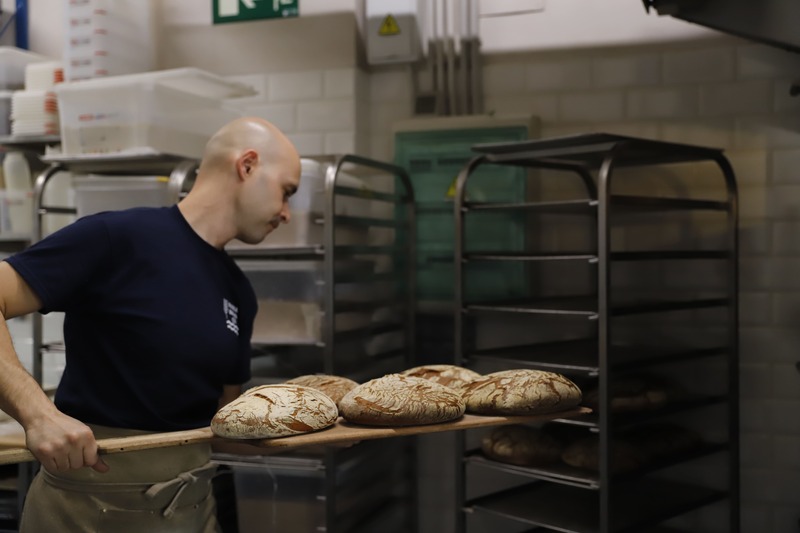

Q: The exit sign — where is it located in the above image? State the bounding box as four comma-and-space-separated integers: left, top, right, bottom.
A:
213, 0, 298, 24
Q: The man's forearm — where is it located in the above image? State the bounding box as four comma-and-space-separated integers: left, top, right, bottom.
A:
0, 314, 58, 430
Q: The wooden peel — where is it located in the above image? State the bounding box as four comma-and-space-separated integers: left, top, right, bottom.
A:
0, 407, 590, 466
0, 427, 214, 466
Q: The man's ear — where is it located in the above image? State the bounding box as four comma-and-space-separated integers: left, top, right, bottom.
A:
235, 149, 259, 180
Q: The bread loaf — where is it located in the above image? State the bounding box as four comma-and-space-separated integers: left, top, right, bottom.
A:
285, 374, 359, 407
400, 364, 481, 393
462, 369, 582, 415
339, 374, 465, 426
212, 384, 338, 439
481, 424, 564, 467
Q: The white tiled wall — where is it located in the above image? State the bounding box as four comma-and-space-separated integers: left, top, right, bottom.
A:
225, 67, 364, 157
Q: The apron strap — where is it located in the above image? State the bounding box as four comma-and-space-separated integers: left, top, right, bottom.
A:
143, 462, 219, 518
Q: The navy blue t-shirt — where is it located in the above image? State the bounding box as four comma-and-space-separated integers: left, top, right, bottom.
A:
5, 205, 255, 431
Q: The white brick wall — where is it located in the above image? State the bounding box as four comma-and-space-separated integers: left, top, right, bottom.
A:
226, 68, 363, 157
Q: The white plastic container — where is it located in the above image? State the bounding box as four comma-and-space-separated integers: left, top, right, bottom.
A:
0, 47, 50, 90
72, 175, 174, 218
63, 0, 156, 81
55, 68, 253, 158
2, 152, 33, 236
242, 260, 376, 345
0, 189, 34, 236
0, 91, 12, 136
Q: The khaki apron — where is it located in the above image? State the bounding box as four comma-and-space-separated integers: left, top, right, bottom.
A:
19, 424, 221, 533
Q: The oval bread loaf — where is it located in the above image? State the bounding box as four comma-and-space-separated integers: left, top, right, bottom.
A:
212, 384, 338, 439
481, 424, 564, 467
400, 364, 481, 393
462, 369, 582, 415
285, 374, 359, 407
340, 374, 466, 426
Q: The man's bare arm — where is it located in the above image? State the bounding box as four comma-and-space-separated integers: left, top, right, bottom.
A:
0, 261, 108, 472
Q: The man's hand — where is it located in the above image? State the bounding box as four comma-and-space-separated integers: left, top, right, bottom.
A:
25, 412, 109, 473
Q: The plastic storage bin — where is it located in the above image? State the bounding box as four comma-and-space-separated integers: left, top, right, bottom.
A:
73, 175, 174, 218
242, 259, 376, 345
54, 68, 253, 158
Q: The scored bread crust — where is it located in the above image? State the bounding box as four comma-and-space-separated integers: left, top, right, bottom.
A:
212, 384, 338, 439
285, 374, 359, 407
340, 374, 466, 426
400, 364, 482, 392
462, 369, 582, 415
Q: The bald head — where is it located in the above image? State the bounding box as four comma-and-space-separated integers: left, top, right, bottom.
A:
200, 117, 298, 175
179, 116, 302, 248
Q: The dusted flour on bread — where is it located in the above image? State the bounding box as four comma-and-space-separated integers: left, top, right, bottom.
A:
340, 374, 465, 426
462, 369, 582, 415
285, 374, 359, 407
400, 364, 481, 393
212, 384, 338, 439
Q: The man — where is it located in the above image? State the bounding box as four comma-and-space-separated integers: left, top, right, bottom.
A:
0, 116, 301, 531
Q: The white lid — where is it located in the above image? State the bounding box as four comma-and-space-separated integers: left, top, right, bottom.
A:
54, 67, 257, 100
0, 47, 51, 69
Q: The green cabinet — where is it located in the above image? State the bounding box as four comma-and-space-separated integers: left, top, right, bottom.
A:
394, 123, 533, 306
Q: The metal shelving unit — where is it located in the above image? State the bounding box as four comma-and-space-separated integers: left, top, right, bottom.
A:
453, 134, 739, 533
215, 153, 418, 533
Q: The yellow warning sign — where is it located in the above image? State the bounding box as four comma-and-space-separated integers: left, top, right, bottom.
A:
378, 14, 401, 36
446, 177, 458, 198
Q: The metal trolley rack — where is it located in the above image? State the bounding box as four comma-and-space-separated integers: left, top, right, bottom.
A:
453, 134, 739, 533
212, 154, 418, 533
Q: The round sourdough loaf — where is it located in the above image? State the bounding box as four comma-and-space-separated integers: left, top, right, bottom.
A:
211, 384, 338, 439
400, 364, 481, 393
285, 374, 359, 407
339, 374, 466, 426
462, 369, 582, 415
481, 424, 564, 466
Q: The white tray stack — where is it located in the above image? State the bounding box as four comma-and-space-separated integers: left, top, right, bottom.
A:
0, 47, 52, 137
10, 61, 64, 136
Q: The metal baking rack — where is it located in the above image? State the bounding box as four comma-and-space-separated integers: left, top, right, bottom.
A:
453, 133, 739, 533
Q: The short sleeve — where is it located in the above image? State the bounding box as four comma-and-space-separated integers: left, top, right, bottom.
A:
4, 215, 113, 313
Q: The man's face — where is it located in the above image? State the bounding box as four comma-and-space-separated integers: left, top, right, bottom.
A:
237, 155, 300, 244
